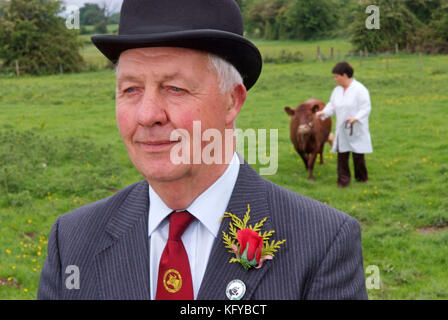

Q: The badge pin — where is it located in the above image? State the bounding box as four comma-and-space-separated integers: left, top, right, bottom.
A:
163, 269, 182, 293
226, 279, 246, 300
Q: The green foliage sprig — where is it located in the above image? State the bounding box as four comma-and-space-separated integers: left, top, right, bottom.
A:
222, 204, 286, 268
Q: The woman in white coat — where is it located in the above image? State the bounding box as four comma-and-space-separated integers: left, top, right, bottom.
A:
316, 62, 373, 188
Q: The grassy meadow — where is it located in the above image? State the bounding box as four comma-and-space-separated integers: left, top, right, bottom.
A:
0, 37, 447, 299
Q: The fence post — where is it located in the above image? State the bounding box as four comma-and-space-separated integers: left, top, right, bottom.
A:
395, 43, 399, 55
419, 52, 423, 72
359, 50, 363, 67
59, 63, 63, 74
317, 46, 322, 62
364, 46, 369, 58
15, 60, 20, 77
386, 51, 390, 70
330, 47, 334, 60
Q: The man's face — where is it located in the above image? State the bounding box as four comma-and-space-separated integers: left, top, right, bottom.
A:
115, 47, 239, 182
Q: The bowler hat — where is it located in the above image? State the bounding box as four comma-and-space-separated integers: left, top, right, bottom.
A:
91, 0, 262, 90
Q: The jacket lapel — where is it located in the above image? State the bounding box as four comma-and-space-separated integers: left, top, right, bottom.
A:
197, 162, 274, 300
94, 181, 151, 300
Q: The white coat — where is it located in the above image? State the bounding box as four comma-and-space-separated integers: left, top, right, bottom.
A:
321, 79, 373, 154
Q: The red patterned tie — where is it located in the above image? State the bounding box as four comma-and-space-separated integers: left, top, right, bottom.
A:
156, 211, 195, 300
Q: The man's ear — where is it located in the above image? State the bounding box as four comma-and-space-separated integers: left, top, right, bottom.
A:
225, 83, 247, 126
284, 106, 295, 116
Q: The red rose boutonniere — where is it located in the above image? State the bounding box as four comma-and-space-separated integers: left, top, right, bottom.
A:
222, 204, 286, 271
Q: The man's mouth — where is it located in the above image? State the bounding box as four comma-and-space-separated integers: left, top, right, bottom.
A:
136, 139, 181, 152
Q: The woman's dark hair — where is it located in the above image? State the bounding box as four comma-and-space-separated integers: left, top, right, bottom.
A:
332, 62, 354, 78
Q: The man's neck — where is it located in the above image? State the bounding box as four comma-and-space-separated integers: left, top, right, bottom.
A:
147, 162, 231, 210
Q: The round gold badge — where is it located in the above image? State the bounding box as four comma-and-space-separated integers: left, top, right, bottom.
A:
163, 269, 182, 293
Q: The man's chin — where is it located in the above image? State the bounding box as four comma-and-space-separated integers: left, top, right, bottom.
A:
138, 162, 191, 183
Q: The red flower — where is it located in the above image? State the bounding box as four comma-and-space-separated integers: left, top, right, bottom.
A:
237, 228, 263, 265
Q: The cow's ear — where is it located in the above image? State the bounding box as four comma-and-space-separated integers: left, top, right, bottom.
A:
311, 104, 320, 113
285, 106, 295, 116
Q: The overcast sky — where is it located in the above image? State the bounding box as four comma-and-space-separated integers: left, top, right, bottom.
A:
63, 0, 123, 13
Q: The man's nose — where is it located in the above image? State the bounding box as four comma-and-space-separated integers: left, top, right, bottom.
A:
136, 90, 168, 127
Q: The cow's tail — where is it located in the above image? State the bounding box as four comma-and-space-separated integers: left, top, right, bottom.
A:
327, 133, 335, 147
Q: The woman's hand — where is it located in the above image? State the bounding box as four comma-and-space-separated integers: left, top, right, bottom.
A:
347, 117, 358, 124
316, 111, 325, 119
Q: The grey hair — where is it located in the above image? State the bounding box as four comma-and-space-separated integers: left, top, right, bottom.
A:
115, 51, 244, 94
206, 53, 243, 94
207, 53, 242, 129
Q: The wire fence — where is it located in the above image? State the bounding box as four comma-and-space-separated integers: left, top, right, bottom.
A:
262, 43, 433, 73
0, 42, 443, 77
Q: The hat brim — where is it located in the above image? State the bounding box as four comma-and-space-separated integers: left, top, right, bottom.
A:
91, 29, 262, 90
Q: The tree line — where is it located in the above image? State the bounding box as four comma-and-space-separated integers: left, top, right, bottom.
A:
237, 0, 448, 53
0, 0, 446, 76
0, 0, 121, 75
78, 2, 120, 34
0, 0, 84, 75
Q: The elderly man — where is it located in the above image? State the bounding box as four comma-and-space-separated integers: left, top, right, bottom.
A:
38, 0, 368, 300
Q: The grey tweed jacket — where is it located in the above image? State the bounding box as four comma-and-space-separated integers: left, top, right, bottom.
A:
37, 161, 368, 300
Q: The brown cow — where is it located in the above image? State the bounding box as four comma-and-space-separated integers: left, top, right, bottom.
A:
285, 98, 333, 180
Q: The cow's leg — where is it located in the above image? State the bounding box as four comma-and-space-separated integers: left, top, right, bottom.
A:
298, 151, 309, 170
319, 142, 325, 165
307, 153, 318, 180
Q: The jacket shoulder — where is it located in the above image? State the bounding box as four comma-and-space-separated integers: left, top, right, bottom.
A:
56, 181, 146, 240
259, 178, 366, 299
260, 177, 362, 261
262, 177, 355, 227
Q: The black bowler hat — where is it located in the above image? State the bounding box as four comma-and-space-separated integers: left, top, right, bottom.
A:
91, 0, 262, 90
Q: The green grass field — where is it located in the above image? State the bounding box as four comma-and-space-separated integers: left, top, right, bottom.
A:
1, 38, 447, 299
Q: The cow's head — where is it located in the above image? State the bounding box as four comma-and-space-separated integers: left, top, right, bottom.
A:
285, 103, 321, 135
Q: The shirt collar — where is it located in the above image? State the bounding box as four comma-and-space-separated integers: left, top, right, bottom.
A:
148, 152, 240, 238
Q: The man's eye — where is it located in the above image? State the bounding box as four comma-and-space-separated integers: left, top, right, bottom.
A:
124, 87, 136, 94
169, 87, 184, 93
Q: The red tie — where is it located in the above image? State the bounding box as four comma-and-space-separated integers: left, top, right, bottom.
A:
156, 211, 195, 300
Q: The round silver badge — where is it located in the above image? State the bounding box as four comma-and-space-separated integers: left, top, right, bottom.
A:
226, 279, 246, 300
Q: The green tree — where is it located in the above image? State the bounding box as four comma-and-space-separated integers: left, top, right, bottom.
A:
422, 0, 448, 53
0, 0, 84, 75
332, 0, 359, 37
93, 20, 108, 34
0, 0, 7, 17
108, 12, 120, 25
349, 0, 447, 53
241, 0, 342, 40
243, 0, 287, 39
404, 0, 442, 24
79, 3, 105, 26
349, 0, 423, 52
284, 0, 339, 40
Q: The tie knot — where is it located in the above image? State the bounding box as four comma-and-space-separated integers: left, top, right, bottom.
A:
169, 211, 194, 241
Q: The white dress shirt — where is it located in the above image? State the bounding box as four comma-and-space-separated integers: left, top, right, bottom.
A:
147, 152, 240, 299
321, 78, 373, 154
